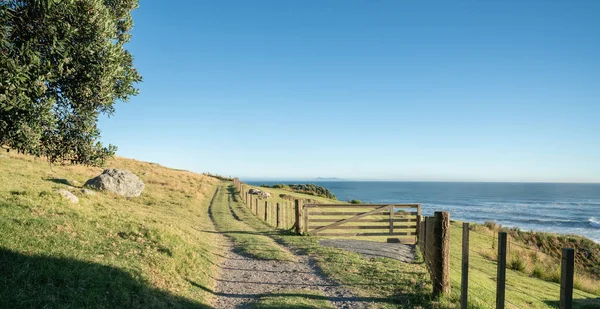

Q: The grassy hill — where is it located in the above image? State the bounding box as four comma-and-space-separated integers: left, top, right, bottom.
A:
0, 152, 221, 308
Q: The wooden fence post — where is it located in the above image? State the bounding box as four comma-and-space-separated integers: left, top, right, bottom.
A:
425, 217, 434, 273
304, 203, 309, 234
461, 222, 469, 309
276, 203, 282, 228
264, 201, 268, 222
560, 248, 575, 309
389, 205, 394, 235
294, 199, 303, 235
416, 214, 422, 244
433, 211, 450, 297
416, 204, 422, 244
496, 232, 507, 309
255, 198, 258, 215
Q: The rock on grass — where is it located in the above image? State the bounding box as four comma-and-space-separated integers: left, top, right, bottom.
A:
84, 169, 144, 198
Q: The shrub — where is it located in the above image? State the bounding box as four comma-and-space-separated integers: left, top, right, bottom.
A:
348, 199, 362, 204
508, 254, 526, 271
483, 221, 499, 230
531, 264, 545, 279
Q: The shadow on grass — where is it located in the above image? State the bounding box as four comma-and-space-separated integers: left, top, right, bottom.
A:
0, 248, 209, 309
545, 298, 600, 309
44, 178, 79, 187
226, 185, 239, 203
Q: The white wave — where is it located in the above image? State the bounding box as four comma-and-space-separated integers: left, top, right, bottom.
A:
589, 218, 600, 228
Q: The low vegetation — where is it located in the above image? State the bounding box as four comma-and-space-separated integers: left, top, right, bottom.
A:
471, 221, 600, 295
0, 152, 222, 308
260, 183, 337, 200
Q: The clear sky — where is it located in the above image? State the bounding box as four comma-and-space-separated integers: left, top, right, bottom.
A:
99, 1, 600, 182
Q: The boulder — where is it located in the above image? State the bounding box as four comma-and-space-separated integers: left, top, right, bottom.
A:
84, 169, 144, 198
258, 191, 271, 198
56, 189, 79, 203
249, 188, 261, 195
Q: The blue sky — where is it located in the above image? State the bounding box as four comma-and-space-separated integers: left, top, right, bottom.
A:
99, 1, 600, 182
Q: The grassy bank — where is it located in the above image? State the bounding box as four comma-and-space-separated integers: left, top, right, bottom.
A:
0, 152, 222, 308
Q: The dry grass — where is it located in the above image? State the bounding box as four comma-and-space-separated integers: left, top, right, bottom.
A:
471, 222, 600, 296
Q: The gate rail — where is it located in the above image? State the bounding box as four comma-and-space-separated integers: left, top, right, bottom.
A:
304, 203, 421, 242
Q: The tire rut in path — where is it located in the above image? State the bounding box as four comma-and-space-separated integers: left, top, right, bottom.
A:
209, 187, 370, 309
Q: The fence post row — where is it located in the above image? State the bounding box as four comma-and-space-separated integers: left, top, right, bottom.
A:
276, 203, 282, 228
433, 211, 450, 297
294, 199, 303, 235
496, 232, 507, 309
560, 248, 575, 309
461, 222, 469, 309
264, 201, 268, 222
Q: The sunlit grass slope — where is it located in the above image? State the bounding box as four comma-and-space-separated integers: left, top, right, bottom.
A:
0, 152, 221, 308
446, 221, 600, 309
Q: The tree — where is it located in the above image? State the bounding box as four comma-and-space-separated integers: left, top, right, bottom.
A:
0, 0, 141, 166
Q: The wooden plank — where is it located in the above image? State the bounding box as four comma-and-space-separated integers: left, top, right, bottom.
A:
394, 211, 419, 216
309, 205, 388, 234
308, 225, 415, 230
307, 218, 417, 223
308, 224, 417, 230
304, 204, 420, 208
308, 211, 417, 216
313, 232, 417, 236
308, 211, 392, 216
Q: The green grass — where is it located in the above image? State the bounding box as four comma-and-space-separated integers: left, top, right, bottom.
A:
445, 221, 600, 309
210, 183, 294, 261
252, 290, 335, 309
0, 152, 222, 308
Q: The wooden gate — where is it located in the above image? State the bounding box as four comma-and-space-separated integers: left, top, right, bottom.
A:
304, 204, 421, 242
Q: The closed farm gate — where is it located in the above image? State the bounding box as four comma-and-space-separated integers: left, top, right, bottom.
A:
304, 204, 421, 243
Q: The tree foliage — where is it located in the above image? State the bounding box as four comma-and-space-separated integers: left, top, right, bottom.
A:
0, 0, 141, 165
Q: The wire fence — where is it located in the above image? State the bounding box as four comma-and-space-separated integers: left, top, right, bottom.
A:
440, 220, 600, 309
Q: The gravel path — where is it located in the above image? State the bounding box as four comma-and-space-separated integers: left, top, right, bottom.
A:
318, 239, 416, 263
209, 188, 370, 309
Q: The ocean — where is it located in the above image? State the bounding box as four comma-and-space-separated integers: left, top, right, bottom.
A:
246, 181, 600, 243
